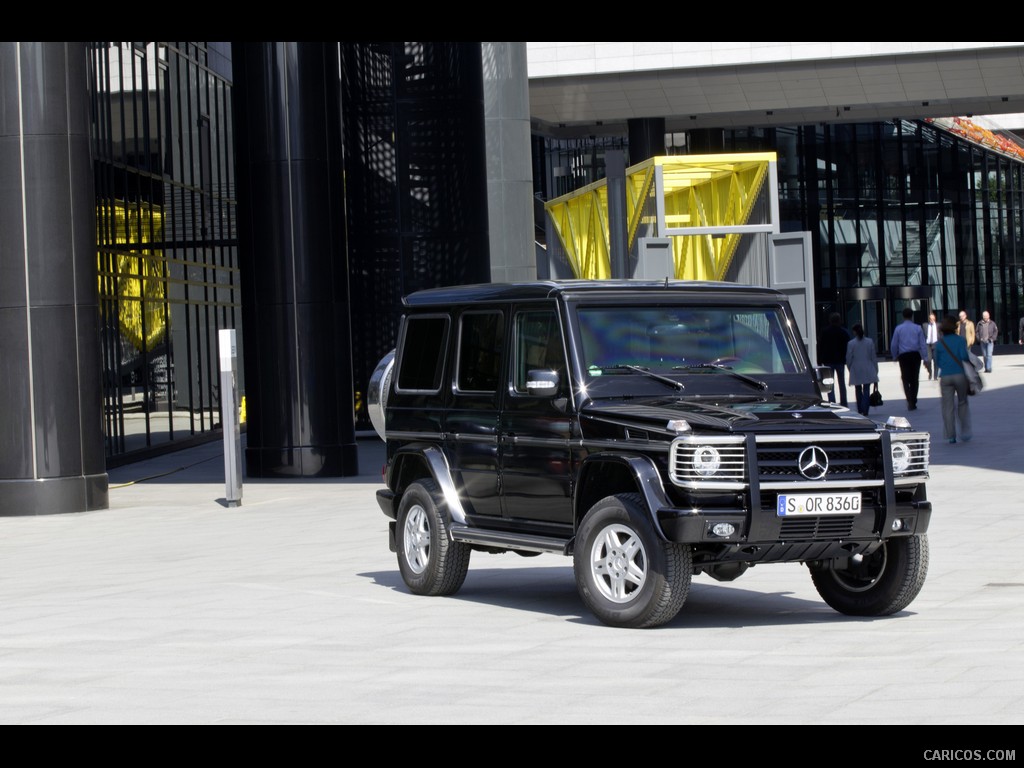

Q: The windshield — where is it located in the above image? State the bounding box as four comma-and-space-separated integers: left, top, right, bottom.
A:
576, 305, 803, 383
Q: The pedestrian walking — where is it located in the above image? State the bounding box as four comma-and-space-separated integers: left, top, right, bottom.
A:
957, 310, 976, 353
934, 314, 973, 444
1019, 316, 1024, 346
846, 323, 879, 417
890, 307, 928, 411
923, 311, 939, 380
975, 310, 998, 372
818, 312, 851, 407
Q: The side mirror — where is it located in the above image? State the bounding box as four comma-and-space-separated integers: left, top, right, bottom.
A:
815, 365, 835, 400
526, 369, 560, 397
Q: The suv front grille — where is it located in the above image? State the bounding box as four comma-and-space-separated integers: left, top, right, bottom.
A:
757, 442, 880, 483
670, 432, 889, 490
755, 433, 882, 490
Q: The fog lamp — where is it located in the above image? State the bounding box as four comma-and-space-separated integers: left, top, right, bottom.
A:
891, 518, 905, 532
711, 522, 736, 537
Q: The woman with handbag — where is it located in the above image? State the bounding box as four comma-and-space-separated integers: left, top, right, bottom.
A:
934, 314, 973, 444
846, 323, 879, 416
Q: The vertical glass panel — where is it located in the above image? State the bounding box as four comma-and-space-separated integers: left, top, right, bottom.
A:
91, 42, 239, 460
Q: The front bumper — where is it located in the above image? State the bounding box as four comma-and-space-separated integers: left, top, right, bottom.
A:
657, 498, 931, 564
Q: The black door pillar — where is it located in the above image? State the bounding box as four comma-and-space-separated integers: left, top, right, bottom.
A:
0, 42, 107, 515
232, 42, 358, 477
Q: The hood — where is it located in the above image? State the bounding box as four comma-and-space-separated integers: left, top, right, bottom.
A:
580, 394, 874, 436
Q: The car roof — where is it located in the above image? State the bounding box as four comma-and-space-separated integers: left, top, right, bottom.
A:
402, 279, 787, 307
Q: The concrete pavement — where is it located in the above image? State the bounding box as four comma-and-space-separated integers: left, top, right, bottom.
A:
1, 354, 1023, 726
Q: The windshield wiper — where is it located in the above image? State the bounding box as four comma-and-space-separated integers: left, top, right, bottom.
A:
598, 364, 685, 391
674, 363, 768, 391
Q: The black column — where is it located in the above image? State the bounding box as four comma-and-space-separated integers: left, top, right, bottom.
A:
628, 117, 666, 163
232, 42, 358, 478
689, 128, 726, 154
0, 42, 107, 515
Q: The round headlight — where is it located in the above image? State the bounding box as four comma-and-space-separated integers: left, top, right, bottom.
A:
693, 446, 722, 476
891, 442, 911, 473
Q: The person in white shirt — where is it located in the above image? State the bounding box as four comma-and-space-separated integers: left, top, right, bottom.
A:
923, 312, 939, 380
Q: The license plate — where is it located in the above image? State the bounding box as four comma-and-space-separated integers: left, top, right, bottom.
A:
777, 492, 861, 516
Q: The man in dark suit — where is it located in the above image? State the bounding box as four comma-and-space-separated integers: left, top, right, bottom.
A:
818, 312, 851, 407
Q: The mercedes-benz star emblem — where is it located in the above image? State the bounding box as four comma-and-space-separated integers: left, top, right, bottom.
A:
797, 446, 829, 480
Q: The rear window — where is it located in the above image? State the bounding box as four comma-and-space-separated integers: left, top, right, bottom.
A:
396, 315, 449, 392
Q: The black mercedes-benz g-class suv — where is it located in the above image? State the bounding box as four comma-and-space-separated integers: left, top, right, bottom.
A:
368, 280, 931, 628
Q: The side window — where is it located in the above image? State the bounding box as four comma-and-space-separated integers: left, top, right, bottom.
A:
457, 311, 504, 392
396, 315, 449, 392
514, 310, 565, 394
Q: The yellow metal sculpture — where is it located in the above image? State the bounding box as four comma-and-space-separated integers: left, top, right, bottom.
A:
545, 178, 612, 279
546, 153, 775, 281
97, 200, 167, 352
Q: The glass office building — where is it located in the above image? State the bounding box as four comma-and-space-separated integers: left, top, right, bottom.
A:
535, 119, 1024, 355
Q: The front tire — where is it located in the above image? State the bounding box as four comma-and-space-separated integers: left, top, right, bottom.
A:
573, 494, 691, 628
396, 480, 471, 596
810, 535, 929, 616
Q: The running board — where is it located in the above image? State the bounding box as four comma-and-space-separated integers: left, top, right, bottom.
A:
450, 525, 571, 555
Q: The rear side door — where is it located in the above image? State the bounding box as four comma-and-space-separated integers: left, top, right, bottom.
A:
444, 308, 506, 518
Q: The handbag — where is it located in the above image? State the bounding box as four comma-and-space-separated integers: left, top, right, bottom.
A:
964, 361, 984, 395
869, 383, 883, 406
940, 338, 984, 395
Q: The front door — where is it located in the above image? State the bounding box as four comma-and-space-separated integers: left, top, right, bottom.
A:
498, 308, 575, 526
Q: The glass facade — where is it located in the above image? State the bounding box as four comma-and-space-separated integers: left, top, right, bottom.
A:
762, 120, 1023, 355
89, 43, 239, 462
341, 42, 490, 430
536, 119, 1024, 356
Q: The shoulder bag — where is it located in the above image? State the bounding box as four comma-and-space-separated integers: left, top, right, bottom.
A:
940, 338, 984, 395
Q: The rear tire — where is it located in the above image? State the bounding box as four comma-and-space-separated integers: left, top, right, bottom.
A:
810, 535, 928, 616
396, 480, 470, 596
573, 494, 691, 628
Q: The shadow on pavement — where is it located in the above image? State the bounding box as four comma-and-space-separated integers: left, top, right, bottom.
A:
361, 564, 914, 629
